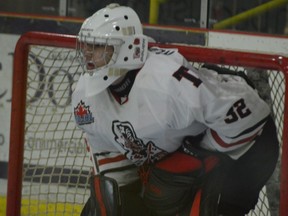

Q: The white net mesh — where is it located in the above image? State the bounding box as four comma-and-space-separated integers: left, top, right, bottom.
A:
22, 47, 90, 215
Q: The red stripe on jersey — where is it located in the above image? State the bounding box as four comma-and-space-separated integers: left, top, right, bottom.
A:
211, 129, 260, 148
98, 154, 127, 166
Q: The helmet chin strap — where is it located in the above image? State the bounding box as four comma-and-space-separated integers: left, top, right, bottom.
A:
111, 75, 126, 85
107, 68, 128, 77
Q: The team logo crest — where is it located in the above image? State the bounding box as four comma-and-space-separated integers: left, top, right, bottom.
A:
74, 100, 94, 125
112, 120, 167, 165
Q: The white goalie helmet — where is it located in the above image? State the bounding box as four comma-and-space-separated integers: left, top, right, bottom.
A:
77, 3, 149, 96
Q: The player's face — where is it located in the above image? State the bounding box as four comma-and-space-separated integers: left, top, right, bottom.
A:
81, 42, 114, 70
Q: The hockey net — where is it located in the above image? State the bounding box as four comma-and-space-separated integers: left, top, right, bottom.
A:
7, 31, 288, 216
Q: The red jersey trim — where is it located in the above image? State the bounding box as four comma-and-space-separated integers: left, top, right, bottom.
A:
211, 129, 260, 148
98, 154, 127, 166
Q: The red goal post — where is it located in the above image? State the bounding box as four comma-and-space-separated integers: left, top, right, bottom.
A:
7, 31, 288, 216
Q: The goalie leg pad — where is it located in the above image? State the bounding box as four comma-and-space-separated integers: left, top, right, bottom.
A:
90, 175, 120, 216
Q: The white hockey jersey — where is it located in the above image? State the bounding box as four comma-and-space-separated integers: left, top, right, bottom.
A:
72, 47, 270, 185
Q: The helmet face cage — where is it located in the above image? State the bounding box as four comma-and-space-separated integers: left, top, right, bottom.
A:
77, 36, 122, 75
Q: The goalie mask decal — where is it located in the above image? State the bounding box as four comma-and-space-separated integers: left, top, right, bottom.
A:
74, 100, 95, 125
112, 120, 168, 165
